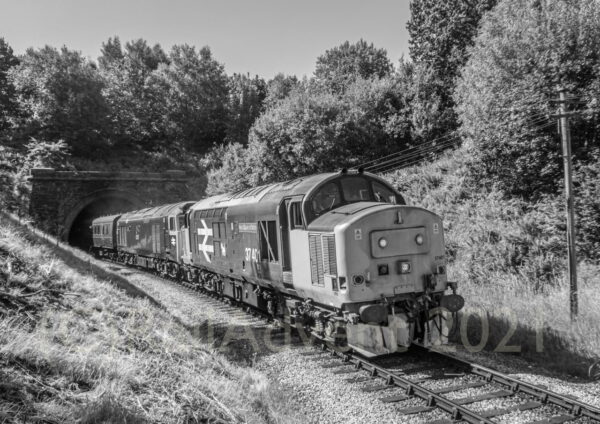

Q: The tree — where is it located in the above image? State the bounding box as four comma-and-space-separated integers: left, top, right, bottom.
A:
149, 45, 229, 153
263, 73, 299, 108
407, 0, 498, 138
401, 60, 457, 143
314, 39, 392, 92
205, 142, 255, 195
225, 73, 266, 144
98, 36, 124, 69
99, 37, 169, 148
455, 0, 600, 196
0, 38, 19, 133
205, 75, 412, 193
9, 46, 110, 156
408, 0, 498, 84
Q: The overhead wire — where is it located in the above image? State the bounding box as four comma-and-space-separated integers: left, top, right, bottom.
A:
367, 113, 550, 174
362, 133, 460, 172
359, 108, 552, 172
367, 138, 458, 173
372, 112, 555, 175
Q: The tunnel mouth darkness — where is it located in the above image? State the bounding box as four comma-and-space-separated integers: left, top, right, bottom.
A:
68, 196, 138, 250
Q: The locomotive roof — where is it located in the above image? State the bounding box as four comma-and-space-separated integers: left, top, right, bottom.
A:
118, 201, 195, 223
189, 173, 340, 212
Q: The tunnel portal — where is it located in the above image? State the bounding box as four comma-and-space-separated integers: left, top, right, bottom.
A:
29, 168, 190, 248
67, 195, 139, 249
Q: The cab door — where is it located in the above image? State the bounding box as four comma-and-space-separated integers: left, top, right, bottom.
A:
279, 199, 292, 272
280, 196, 305, 290
166, 216, 178, 260
175, 214, 187, 261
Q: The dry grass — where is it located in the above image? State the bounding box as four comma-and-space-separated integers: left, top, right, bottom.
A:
388, 148, 600, 375
0, 217, 299, 423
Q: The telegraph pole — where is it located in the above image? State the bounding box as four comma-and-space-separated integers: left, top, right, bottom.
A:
553, 87, 578, 321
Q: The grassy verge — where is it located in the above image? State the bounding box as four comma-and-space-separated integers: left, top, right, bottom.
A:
0, 216, 299, 423
388, 149, 600, 376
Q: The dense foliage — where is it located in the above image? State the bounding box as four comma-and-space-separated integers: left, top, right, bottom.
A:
406, 0, 498, 139
1, 0, 600, 265
314, 39, 393, 93
9, 46, 110, 156
206, 73, 412, 194
455, 0, 600, 197
0, 38, 19, 134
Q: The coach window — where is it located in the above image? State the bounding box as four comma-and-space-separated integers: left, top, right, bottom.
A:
259, 221, 278, 262
372, 181, 399, 204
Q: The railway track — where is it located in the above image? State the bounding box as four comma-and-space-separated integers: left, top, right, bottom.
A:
105, 260, 600, 423
302, 339, 600, 423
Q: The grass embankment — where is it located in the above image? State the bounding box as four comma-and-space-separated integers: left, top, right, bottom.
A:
388, 149, 600, 376
0, 216, 297, 423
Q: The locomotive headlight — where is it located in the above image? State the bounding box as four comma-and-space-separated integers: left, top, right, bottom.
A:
398, 261, 411, 274
352, 275, 365, 285
415, 233, 424, 245
378, 237, 388, 248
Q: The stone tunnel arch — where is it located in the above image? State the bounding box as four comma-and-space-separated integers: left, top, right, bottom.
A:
65, 190, 146, 249
29, 168, 190, 247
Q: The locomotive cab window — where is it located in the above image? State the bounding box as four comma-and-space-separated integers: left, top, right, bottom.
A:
290, 202, 304, 229
372, 181, 400, 204
169, 217, 175, 230
340, 177, 371, 202
311, 182, 342, 217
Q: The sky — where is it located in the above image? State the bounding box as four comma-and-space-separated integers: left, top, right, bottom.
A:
0, 0, 411, 79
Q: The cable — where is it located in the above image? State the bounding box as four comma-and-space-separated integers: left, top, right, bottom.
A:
361, 132, 460, 170
367, 138, 458, 173
375, 118, 556, 175
365, 138, 458, 171
359, 109, 550, 171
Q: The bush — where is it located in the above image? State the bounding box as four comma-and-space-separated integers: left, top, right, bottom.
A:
455, 0, 600, 197
205, 76, 412, 194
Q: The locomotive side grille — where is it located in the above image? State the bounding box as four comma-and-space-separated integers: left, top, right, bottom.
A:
309, 234, 324, 286
309, 233, 337, 287
322, 234, 337, 275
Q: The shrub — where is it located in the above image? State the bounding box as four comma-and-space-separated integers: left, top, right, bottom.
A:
455, 0, 600, 197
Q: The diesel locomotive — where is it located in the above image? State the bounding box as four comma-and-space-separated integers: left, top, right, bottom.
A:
91, 170, 464, 356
